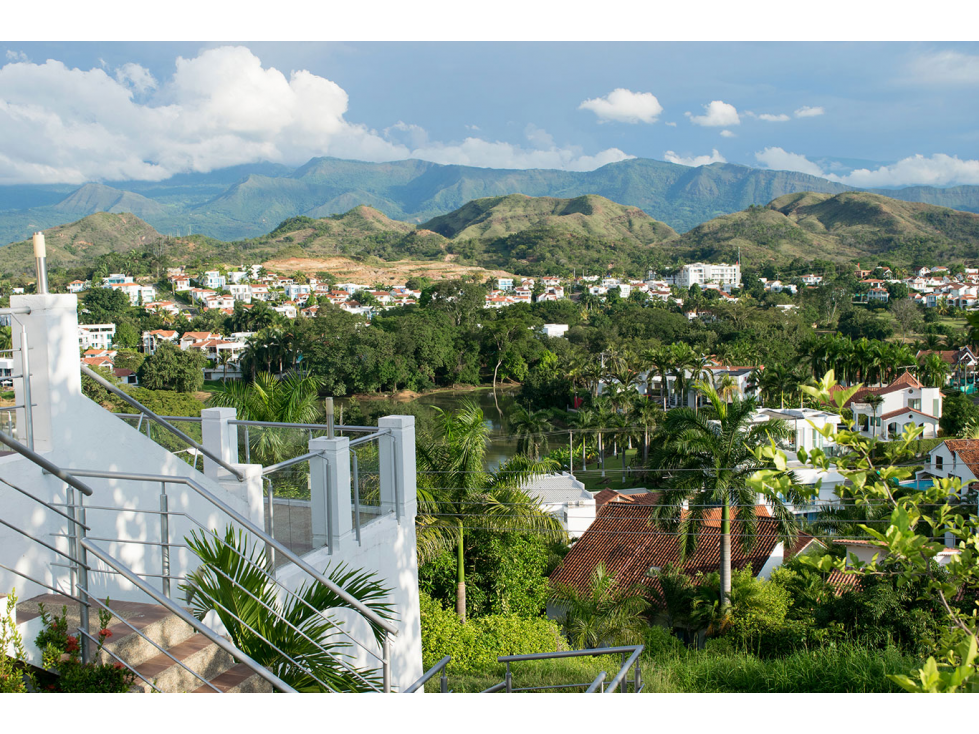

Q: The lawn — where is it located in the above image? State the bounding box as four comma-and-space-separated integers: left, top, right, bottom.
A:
574, 448, 643, 491
425, 645, 917, 693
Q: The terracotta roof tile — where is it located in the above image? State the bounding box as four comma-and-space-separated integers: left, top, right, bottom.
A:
550, 502, 814, 596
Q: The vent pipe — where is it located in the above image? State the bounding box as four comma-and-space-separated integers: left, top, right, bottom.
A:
32, 232, 48, 294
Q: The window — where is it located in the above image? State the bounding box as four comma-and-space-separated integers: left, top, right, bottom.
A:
936, 455, 944, 471
909, 399, 921, 411
934, 399, 940, 416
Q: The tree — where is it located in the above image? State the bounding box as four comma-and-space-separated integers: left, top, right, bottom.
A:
507, 406, 553, 460
182, 527, 394, 692
889, 298, 922, 339
206, 371, 322, 466
415, 401, 565, 621
864, 393, 884, 440
751, 372, 979, 692
650, 381, 798, 610
81, 287, 131, 324
549, 564, 649, 649
917, 352, 950, 388
138, 342, 206, 393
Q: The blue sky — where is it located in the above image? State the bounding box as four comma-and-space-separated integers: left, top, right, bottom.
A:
2, 41, 979, 187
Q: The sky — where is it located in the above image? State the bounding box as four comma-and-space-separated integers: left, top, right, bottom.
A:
2, 40, 979, 188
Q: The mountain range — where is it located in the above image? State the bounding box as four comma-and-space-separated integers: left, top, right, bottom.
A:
5, 156, 979, 247
5, 189, 979, 278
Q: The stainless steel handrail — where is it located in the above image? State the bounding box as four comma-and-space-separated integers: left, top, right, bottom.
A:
230, 420, 381, 433
0, 431, 95, 496
605, 646, 643, 693
262, 450, 322, 476
585, 671, 607, 693
66, 469, 399, 637
497, 645, 641, 662
80, 538, 298, 693
404, 655, 450, 693
81, 365, 245, 481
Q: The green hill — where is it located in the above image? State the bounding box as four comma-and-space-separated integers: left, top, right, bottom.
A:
674, 191, 979, 266
0, 212, 166, 275
422, 193, 678, 243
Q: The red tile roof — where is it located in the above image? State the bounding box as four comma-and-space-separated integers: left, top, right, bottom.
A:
550, 502, 815, 596
939, 439, 979, 478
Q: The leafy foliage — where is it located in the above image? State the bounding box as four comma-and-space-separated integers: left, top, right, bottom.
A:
181, 527, 394, 692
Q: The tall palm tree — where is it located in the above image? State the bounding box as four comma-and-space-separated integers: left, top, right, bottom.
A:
650, 381, 798, 610
628, 397, 662, 465
864, 393, 884, 439
917, 352, 950, 388
508, 406, 553, 460
416, 401, 565, 621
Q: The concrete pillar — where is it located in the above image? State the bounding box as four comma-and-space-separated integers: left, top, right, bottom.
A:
10, 294, 81, 453
378, 416, 416, 522
309, 436, 352, 551
201, 407, 239, 479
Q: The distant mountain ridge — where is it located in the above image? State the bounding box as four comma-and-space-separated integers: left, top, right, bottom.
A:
4, 190, 979, 277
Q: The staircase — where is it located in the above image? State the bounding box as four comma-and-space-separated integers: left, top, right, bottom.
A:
16, 594, 272, 693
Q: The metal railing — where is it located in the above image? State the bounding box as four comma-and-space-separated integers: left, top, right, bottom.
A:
64, 468, 398, 690
82, 365, 245, 481
404, 655, 451, 693
419, 645, 644, 694
0, 471, 299, 690
0, 306, 35, 450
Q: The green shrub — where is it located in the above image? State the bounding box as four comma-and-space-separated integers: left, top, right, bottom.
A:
642, 625, 684, 659
420, 592, 564, 670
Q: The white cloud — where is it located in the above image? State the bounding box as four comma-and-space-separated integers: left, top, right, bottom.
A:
757, 113, 790, 122
578, 88, 663, 124
754, 147, 825, 177
4, 51, 27, 63
908, 51, 979, 85
794, 105, 824, 118
833, 153, 979, 187
114, 63, 157, 94
0, 47, 631, 184
384, 121, 429, 149
720, 129, 736, 138
465, 124, 480, 131
663, 149, 726, 167
754, 147, 979, 187
524, 123, 555, 149
665, 121, 677, 127
686, 100, 740, 127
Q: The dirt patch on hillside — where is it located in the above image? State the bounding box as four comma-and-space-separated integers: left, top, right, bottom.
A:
262, 256, 516, 284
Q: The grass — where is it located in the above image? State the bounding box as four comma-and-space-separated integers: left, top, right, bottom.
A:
575, 448, 642, 491
426, 645, 917, 693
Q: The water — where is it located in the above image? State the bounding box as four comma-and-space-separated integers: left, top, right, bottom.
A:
410, 387, 523, 471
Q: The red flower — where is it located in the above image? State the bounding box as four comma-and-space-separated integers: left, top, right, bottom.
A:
113, 662, 124, 670
99, 628, 112, 639
64, 636, 79, 653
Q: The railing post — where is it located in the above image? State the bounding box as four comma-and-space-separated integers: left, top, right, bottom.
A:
505, 662, 512, 693
19, 325, 33, 450
201, 407, 239, 479
160, 484, 170, 599
264, 477, 277, 572
633, 660, 641, 693
244, 426, 251, 464
382, 635, 392, 693
309, 436, 352, 551
351, 451, 362, 545
620, 652, 626, 693
74, 491, 90, 664
440, 664, 448, 693
377, 416, 416, 523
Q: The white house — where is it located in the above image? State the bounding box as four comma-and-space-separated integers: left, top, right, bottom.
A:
540, 324, 569, 338
522, 473, 595, 539
78, 323, 116, 350
201, 270, 226, 290
496, 278, 514, 291
846, 372, 943, 440
672, 262, 741, 289
141, 329, 179, 355
921, 439, 979, 486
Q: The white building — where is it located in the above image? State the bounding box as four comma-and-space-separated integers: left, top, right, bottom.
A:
522, 473, 595, 539
921, 439, 979, 486
496, 278, 514, 291
0, 293, 424, 691
201, 271, 226, 290
847, 372, 943, 440
672, 262, 741, 289
540, 324, 569, 338
142, 329, 179, 355
78, 323, 116, 350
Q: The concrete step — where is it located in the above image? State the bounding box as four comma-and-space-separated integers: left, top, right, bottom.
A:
17, 594, 272, 693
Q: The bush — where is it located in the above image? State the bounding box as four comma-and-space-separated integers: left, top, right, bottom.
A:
420, 592, 564, 670
642, 625, 685, 659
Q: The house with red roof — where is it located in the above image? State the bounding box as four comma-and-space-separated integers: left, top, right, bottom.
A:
845, 371, 943, 439
548, 496, 820, 620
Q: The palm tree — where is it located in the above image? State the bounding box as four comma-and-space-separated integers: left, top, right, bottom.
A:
549, 564, 649, 649
628, 397, 662, 465
650, 381, 798, 610
416, 401, 565, 621
217, 350, 234, 384
917, 352, 950, 388
508, 406, 553, 460
864, 393, 884, 439
206, 371, 322, 466
182, 527, 393, 692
